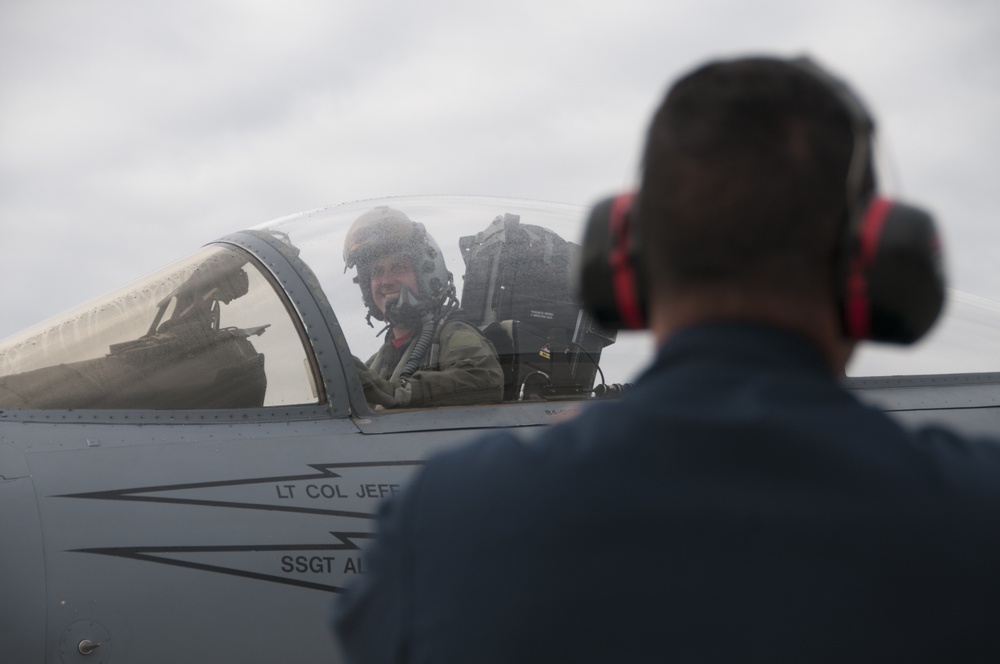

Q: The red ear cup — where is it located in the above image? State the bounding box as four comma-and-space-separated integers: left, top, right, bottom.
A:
843, 197, 893, 339
608, 193, 646, 329
580, 193, 648, 330
840, 196, 945, 343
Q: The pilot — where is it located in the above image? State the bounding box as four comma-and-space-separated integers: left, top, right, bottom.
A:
343, 206, 504, 409
332, 58, 1000, 661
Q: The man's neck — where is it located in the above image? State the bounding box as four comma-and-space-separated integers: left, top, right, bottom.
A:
390, 326, 413, 349
649, 293, 853, 376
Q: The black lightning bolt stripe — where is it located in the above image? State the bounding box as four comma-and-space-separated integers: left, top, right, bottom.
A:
57, 460, 424, 518
72, 531, 373, 593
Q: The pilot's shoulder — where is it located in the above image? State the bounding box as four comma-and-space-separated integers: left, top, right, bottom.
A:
441, 319, 475, 333
439, 319, 486, 347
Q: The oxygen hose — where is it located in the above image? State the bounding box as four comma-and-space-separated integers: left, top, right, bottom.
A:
399, 309, 436, 379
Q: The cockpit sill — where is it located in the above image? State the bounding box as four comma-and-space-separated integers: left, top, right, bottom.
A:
0, 398, 590, 433
3, 370, 999, 425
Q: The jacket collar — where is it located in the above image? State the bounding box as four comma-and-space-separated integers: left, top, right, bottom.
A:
646, 322, 832, 379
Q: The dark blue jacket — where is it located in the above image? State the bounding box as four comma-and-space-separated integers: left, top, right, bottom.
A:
333, 323, 1000, 663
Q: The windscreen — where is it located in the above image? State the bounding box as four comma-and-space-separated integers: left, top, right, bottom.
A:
0, 245, 318, 409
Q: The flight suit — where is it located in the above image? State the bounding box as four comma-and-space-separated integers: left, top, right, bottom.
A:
364, 318, 503, 408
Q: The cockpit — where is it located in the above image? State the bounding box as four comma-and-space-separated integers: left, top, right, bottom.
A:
0, 196, 997, 414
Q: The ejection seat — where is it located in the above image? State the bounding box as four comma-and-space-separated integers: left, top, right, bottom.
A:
460, 213, 616, 402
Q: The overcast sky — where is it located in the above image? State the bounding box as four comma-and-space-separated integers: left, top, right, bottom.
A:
1, 0, 998, 340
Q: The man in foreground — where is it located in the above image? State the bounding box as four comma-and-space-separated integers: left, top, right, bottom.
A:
332, 57, 1000, 661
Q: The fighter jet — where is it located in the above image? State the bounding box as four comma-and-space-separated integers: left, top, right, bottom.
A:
1, 195, 998, 663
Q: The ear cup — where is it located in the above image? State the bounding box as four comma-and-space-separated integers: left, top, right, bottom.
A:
840, 196, 945, 343
579, 193, 648, 330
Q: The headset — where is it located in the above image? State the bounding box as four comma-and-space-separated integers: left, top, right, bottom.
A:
579, 57, 945, 344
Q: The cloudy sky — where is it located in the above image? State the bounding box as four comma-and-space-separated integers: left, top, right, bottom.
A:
1, 0, 998, 340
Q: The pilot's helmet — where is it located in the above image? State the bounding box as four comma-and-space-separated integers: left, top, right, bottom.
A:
343, 206, 452, 322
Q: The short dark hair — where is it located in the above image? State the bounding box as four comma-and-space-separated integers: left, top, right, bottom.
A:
637, 56, 870, 302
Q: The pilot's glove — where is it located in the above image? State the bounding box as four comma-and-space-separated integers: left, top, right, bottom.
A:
352, 357, 412, 408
